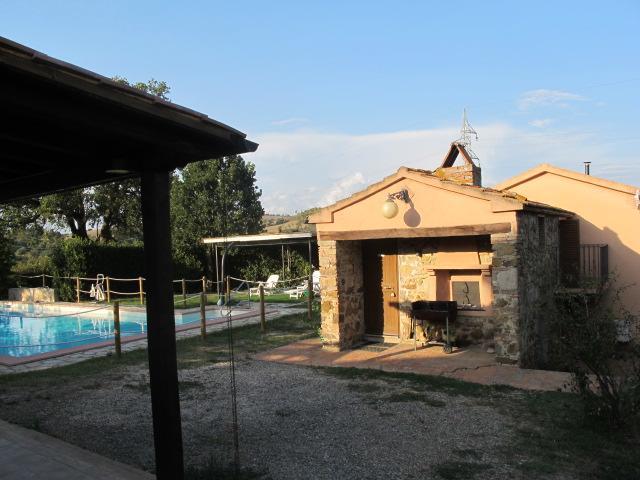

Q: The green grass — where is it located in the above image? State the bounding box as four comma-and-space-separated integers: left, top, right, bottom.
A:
1, 310, 638, 479
319, 366, 640, 479
319, 366, 515, 398
0, 312, 320, 388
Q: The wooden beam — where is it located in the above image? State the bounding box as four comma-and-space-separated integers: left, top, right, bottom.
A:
318, 222, 512, 241
141, 169, 184, 479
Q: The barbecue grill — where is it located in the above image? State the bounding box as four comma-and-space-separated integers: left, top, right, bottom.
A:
411, 300, 457, 353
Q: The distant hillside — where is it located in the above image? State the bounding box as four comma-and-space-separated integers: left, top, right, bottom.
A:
263, 208, 320, 234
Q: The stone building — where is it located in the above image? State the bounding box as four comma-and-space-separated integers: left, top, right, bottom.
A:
308, 143, 572, 366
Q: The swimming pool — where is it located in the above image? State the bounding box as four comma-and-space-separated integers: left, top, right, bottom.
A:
0, 302, 234, 358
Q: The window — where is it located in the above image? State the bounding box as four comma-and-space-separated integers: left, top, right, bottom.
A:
538, 216, 545, 247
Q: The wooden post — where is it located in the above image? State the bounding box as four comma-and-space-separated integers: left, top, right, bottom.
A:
113, 301, 121, 358
42, 274, 46, 288
141, 169, 184, 479
202, 276, 207, 296
106, 276, 111, 303
139, 277, 144, 305
200, 292, 206, 339
307, 273, 313, 321
226, 276, 231, 305
259, 284, 266, 332
76, 277, 80, 303
181, 279, 187, 307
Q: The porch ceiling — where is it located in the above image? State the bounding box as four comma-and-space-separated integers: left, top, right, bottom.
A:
0, 36, 258, 203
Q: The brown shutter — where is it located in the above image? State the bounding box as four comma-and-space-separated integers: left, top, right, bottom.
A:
559, 219, 580, 286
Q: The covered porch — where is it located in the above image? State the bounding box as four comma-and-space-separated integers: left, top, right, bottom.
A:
309, 162, 571, 366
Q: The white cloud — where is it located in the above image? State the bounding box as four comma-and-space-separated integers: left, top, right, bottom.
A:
518, 89, 585, 110
529, 118, 554, 128
245, 122, 640, 214
322, 172, 366, 206
270, 117, 309, 126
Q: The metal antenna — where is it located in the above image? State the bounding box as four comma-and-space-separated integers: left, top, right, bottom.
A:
455, 108, 480, 165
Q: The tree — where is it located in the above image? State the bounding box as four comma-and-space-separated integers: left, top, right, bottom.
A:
92, 179, 142, 242
39, 190, 91, 239
171, 156, 264, 273
112, 76, 170, 100
550, 280, 640, 427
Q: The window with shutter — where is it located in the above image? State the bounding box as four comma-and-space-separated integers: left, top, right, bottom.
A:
559, 219, 580, 286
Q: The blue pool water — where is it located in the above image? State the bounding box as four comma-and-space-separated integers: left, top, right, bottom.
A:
0, 303, 208, 358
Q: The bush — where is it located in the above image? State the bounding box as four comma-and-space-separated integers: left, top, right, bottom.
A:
49, 238, 144, 301
550, 281, 640, 428
233, 247, 311, 283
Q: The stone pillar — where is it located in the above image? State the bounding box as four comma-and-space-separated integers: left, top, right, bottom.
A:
318, 239, 364, 350
490, 231, 520, 362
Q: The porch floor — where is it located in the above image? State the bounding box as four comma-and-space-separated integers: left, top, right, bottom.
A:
0, 419, 153, 479
254, 338, 571, 392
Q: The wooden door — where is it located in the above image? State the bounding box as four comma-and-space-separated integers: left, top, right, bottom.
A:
363, 240, 399, 336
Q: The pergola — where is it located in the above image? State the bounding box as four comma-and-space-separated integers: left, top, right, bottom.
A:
0, 36, 257, 479
202, 232, 317, 292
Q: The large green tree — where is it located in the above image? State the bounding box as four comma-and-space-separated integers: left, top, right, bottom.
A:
171, 156, 264, 272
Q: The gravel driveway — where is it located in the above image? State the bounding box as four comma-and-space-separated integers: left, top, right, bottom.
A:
0, 356, 561, 480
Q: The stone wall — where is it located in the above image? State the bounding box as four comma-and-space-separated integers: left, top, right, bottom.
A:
397, 239, 435, 339
516, 212, 560, 368
318, 240, 364, 350
491, 214, 560, 365
491, 231, 520, 361
436, 164, 482, 186
396, 237, 494, 344
8, 287, 56, 303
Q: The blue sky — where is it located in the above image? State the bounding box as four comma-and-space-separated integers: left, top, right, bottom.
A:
3, 1, 639, 213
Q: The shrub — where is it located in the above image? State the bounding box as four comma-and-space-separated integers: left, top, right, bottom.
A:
550, 281, 640, 428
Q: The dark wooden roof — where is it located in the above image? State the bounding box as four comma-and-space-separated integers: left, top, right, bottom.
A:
0, 36, 258, 202
439, 142, 475, 168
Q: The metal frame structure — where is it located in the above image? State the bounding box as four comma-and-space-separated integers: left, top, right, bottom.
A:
202, 233, 317, 295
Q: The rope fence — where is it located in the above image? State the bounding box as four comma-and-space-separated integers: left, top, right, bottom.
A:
4, 272, 320, 358
15, 271, 320, 305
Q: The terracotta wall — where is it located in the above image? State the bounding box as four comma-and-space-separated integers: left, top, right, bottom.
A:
503, 171, 640, 318
318, 177, 516, 233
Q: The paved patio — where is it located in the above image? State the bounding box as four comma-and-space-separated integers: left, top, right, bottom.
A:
0, 419, 153, 479
254, 338, 572, 392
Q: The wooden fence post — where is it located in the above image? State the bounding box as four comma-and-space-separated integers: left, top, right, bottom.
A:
259, 284, 266, 332
76, 277, 81, 303
139, 277, 144, 305
202, 276, 207, 296
42, 274, 46, 288
307, 273, 313, 321
226, 276, 231, 306
200, 292, 206, 339
182, 279, 187, 307
113, 300, 122, 358
106, 276, 111, 303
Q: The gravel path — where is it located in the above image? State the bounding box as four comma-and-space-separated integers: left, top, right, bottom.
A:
0, 358, 567, 479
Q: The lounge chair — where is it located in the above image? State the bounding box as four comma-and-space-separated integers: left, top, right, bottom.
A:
248, 274, 279, 298
286, 271, 321, 299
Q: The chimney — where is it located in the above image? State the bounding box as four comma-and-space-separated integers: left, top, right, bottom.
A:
584, 161, 591, 175
435, 143, 482, 186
